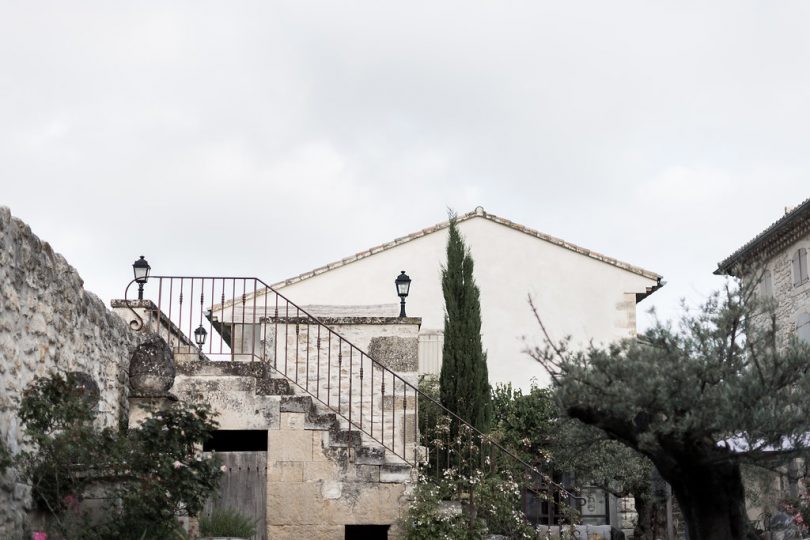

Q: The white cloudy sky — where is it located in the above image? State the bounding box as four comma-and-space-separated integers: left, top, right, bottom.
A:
1, 1, 808, 330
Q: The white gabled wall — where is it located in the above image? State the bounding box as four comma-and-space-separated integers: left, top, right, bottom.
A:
273, 216, 658, 389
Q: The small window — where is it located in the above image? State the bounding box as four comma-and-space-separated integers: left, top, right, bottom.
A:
798, 313, 810, 344
793, 248, 809, 287
760, 270, 774, 299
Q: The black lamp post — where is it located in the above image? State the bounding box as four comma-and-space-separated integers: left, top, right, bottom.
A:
132, 256, 151, 300
395, 270, 411, 318
194, 324, 207, 348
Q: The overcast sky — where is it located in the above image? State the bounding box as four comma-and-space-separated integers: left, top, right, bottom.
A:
1, 1, 808, 331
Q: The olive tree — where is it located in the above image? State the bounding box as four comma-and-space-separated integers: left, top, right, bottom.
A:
528, 283, 810, 540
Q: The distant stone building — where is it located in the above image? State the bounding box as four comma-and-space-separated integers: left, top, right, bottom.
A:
715, 197, 810, 529
716, 197, 810, 347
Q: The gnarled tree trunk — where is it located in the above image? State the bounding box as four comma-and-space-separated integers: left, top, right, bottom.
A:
657, 455, 758, 540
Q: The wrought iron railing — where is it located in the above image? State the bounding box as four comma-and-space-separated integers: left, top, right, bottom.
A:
124, 275, 580, 526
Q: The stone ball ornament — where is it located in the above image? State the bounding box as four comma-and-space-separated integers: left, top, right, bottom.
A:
129, 333, 176, 395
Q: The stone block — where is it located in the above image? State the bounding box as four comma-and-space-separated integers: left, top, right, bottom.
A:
266, 525, 344, 540
269, 430, 313, 462
321, 481, 343, 500
305, 411, 337, 430
381, 395, 416, 411
257, 377, 293, 395
352, 464, 381, 483
355, 446, 386, 465
379, 463, 412, 483
282, 412, 307, 430
281, 395, 313, 413
266, 482, 324, 525
328, 429, 362, 448
303, 461, 336, 482
331, 482, 406, 524
268, 461, 304, 482
368, 336, 418, 372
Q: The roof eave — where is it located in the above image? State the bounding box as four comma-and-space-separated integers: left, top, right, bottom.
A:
715, 197, 810, 276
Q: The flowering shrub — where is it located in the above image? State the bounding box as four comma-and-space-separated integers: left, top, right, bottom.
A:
16, 372, 222, 539
404, 378, 535, 539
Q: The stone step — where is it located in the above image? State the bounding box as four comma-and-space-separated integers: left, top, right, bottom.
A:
271, 363, 415, 479
174, 374, 257, 394
177, 359, 267, 377
380, 463, 412, 483
256, 377, 293, 395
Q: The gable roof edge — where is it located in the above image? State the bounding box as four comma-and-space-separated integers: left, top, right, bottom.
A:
212, 207, 664, 313
272, 207, 662, 289
715, 197, 810, 276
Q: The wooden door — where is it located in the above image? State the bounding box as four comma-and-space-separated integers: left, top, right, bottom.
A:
202, 452, 267, 540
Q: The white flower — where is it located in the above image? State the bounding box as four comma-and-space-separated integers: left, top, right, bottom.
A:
220, 465, 228, 472
173, 460, 185, 469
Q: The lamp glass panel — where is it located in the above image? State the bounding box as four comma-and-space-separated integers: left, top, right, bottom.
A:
194, 326, 207, 346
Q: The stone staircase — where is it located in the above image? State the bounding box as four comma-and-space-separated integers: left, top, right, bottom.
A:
172, 357, 413, 483
171, 356, 414, 538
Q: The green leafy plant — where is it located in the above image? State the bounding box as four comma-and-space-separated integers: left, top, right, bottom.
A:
199, 507, 257, 538
405, 382, 536, 540
16, 372, 223, 540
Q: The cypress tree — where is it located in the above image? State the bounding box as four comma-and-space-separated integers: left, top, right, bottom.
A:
439, 212, 492, 432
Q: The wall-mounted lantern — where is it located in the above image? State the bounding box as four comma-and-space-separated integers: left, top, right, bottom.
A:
132, 256, 151, 300
194, 324, 207, 348
395, 270, 411, 318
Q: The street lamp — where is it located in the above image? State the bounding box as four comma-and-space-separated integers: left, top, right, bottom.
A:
194, 324, 207, 348
132, 256, 151, 300
395, 270, 411, 318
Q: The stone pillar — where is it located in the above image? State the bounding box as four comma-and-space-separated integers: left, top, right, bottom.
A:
127, 334, 177, 426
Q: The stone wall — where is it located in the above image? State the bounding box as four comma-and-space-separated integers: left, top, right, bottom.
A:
756, 235, 810, 347
0, 207, 139, 537
166, 314, 421, 539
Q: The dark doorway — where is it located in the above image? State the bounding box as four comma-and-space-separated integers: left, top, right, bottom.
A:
203, 429, 268, 452
202, 430, 268, 540
345, 525, 389, 539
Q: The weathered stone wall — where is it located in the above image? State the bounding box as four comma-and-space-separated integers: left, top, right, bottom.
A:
267, 409, 410, 540
748, 235, 810, 347
168, 315, 420, 539
0, 207, 139, 536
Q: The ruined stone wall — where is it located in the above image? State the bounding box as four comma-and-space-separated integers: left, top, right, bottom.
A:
0, 207, 139, 536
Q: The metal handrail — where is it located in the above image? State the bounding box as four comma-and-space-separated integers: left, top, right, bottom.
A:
124, 275, 579, 520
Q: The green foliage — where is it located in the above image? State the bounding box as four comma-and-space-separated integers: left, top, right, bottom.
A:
439, 212, 491, 433
490, 383, 556, 467
529, 283, 810, 539
408, 376, 536, 539
16, 372, 222, 540
403, 455, 533, 540
491, 383, 651, 499
199, 507, 257, 538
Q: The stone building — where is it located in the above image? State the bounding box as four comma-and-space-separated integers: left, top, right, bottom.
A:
0, 207, 419, 539
715, 197, 810, 346
222, 206, 664, 390
715, 197, 810, 528
113, 296, 421, 540
207, 207, 664, 535
0, 204, 663, 539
